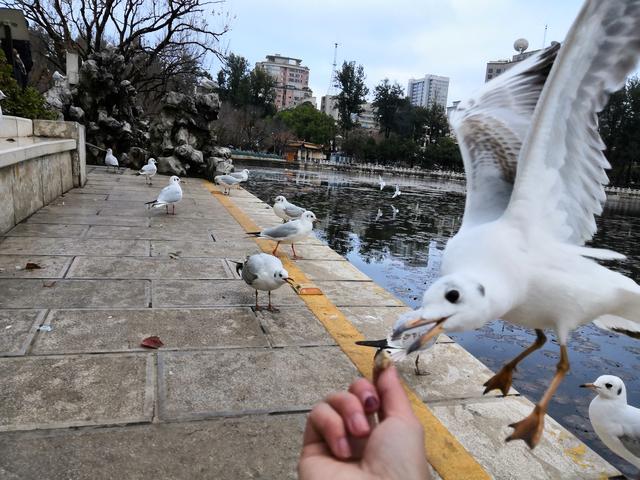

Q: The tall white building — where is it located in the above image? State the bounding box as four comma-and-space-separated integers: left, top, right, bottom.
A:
407, 75, 449, 109
320, 95, 378, 130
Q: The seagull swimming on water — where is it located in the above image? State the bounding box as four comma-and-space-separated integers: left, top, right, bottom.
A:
249, 211, 317, 259
376, 0, 640, 449
273, 195, 305, 223
138, 158, 157, 185
234, 253, 293, 312
105, 148, 119, 173
581, 375, 640, 471
146, 176, 182, 214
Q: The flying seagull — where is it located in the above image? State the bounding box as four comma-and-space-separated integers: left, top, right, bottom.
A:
233, 253, 293, 312
392, 185, 401, 199
146, 176, 182, 214
273, 195, 305, 223
375, 208, 383, 221
378, 175, 386, 191
214, 174, 241, 195
380, 0, 640, 449
105, 148, 119, 173
138, 158, 157, 185
581, 375, 640, 471
249, 210, 317, 259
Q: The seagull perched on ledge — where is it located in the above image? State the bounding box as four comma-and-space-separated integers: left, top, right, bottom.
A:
214, 174, 241, 195
137, 158, 157, 185
146, 176, 182, 214
248, 211, 317, 259
105, 148, 119, 173
273, 195, 305, 223
233, 253, 293, 312
374, 0, 640, 449
229, 169, 250, 182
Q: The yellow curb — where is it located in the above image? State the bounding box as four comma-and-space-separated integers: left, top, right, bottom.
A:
204, 180, 490, 480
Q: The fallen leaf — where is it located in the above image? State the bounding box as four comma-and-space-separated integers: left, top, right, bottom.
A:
141, 336, 164, 349
25, 262, 42, 270
168, 251, 181, 259
43, 281, 57, 288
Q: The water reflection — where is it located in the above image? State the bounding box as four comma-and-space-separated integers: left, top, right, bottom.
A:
243, 165, 640, 476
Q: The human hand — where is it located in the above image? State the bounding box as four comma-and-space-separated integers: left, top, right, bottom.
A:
298, 365, 430, 480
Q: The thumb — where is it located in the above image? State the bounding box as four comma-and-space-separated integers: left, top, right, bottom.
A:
376, 365, 415, 421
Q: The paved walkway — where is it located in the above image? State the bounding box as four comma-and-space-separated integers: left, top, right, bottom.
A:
0, 167, 618, 479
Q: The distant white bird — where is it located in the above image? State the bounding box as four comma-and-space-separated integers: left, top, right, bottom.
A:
52, 71, 66, 84
104, 148, 119, 173
0, 90, 5, 120
234, 253, 293, 312
273, 195, 305, 223
375, 0, 640, 449
146, 176, 182, 214
137, 158, 157, 185
375, 208, 383, 221
378, 175, 386, 191
249, 211, 317, 259
230, 169, 250, 182
392, 185, 401, 198
391, 205, 399, 215
581, 375, 640, 470
215, 174, 242, 195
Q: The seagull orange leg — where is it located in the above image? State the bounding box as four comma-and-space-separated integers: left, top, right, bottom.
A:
291, 244, 303, 260
506, 345, 569, 449
272, 242, 280, 256
483, 329, 547, 396
267, 291, 279, 313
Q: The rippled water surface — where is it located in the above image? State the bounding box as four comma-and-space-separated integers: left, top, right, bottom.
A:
242, 165, 640, 476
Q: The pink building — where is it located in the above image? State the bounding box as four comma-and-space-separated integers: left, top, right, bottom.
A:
256, 54, 316, 110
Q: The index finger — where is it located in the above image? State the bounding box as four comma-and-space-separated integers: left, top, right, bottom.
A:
376, 365, 414, 420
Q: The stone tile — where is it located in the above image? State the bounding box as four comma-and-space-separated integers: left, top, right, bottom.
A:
5, 223, 88, 238
0, 354, 153, 431
0, 414, 305, 480
296, 259, 371, 281
340, 306, 412, 340
0, 279, 149, 308
281, 244, 345, 260
0, 237, 149, 256
85, 225, 213, 241
315, 280, 405, 307
32, 308, 268, 354
100, 206, 220, 219
150, 240, 260, 258
40, 205, 101, 215
0, 255, 72, 278
66, 256, 230, 279
25, 213, 150, 227
152, 279, 304, 307
430, 396, 619, 479
12, 156, 44, 223
40, 153, 64, 205
256, 308, 335, 347
159, 346, 358, 419
0, 309, 44, 356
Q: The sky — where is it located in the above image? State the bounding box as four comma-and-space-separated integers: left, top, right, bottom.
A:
209, 0, 586, 107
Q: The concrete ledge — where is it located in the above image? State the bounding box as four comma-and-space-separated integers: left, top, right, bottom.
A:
0, 116, 33, 138
0, 137, 76, 169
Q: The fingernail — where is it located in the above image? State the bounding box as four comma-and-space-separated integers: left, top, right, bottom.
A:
348, 412, 370, 436
337, 437, 351, 459
364, 395, 379, 412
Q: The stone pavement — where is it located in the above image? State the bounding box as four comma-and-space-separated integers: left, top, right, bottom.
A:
0, 167, 619, 479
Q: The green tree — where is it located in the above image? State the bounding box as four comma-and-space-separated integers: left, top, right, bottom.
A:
372, 79, 405, 138
276, 103, 336, 145
0, 50, 55, 120
423, 104, 450, 144
334, 61, 369, 138
217, 54, 251, 107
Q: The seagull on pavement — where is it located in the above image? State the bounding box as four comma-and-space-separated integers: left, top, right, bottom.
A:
145, 176, 182, 214
581, 375, 640, 471
234, 253, 293, 312
138, 158, 157, 185
383, 0, 640, 449
378, 175, 386, 191
105, 148, 119, 173
229, 169, 250, 182
273, 195, 306, 223
249, 211, 317, 259
215, 174, 242, 195
392, 185, 401, 198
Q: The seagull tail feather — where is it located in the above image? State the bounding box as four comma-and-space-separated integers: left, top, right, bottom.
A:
246, 231, 261, 237
575, 246, 626, 261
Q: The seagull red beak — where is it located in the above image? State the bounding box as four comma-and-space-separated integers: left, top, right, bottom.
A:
580, 383, 597, 390
284, 278, 294, 285
392, 316, 447, 354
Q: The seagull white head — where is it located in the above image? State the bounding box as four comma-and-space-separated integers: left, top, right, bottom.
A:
275, 195, 286, 204
301, 211, 317, 224
393, 273, 492, 353
242, 169, 249, 175
273, 267, 293, 286
106, 148, 112, 154
170, 176, 181, 183
148, 158, 157, 164
581, 375, 627, 402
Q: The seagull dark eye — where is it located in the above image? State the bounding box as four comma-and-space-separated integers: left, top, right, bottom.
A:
618, 387, 622, 395
445, 290, 460, 303
605, 383, 612, 389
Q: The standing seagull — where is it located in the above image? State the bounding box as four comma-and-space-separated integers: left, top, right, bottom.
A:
230, 169, 250, 182
214, 174, 242, 195
378, 175, 386, 191
234, 253, 293, 311
249, 211, 317, 259
273, 195, 306, 223
387, 0, 640, 449
392, 185, 401, 198
138, 158, 157, 185
581, 375, 640, 471
145, 176, 182, 214
105, 148, 119, 173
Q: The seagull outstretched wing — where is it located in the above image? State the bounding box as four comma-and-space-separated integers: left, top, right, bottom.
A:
450, 43, 559, 228
506, 0, 640, 245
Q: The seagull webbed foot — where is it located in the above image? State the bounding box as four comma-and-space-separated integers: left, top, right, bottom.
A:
506, 404, 545, 449
414, 355, 428, 376
483, 365, 514, 396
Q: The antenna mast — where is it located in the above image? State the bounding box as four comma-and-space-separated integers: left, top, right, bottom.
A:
542, 24, 548, 48
327, 42, 339, 95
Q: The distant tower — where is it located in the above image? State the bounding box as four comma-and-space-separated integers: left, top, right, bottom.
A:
514, 38, 529, 54
327, 43, 339, 95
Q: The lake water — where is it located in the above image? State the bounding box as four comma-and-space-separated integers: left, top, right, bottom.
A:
241, 164, 640, 476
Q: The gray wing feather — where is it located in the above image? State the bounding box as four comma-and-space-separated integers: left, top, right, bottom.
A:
157, 185, 181, 204
619, 433, 640, 458
284, 204, 305, 217
241, 258, 259, 284
261, 222, 300, 239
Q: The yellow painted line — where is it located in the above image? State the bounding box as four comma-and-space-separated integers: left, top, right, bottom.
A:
204, 181, 490, 480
